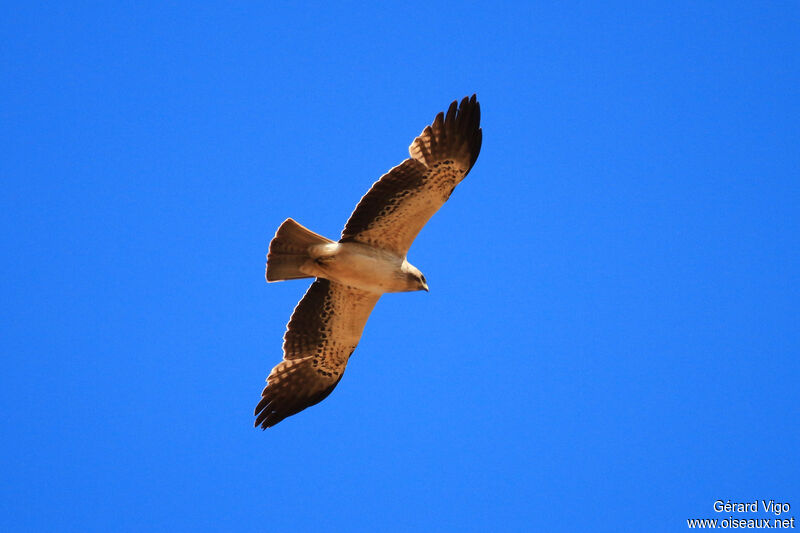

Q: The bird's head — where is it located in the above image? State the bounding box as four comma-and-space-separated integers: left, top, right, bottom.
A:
401, 262, 429, 292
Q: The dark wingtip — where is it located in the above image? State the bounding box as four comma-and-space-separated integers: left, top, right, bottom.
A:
454, 94, 482, 170
445, 100, 458, 129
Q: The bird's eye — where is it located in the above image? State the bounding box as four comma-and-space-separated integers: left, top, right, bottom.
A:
421, 275, 426, 283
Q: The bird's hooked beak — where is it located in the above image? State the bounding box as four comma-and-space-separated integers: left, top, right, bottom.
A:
422, 281, 429, 292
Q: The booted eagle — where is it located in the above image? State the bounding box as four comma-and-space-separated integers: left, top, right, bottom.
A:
255, 95, 482, 428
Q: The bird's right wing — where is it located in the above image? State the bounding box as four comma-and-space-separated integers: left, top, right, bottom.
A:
254, 278, 380, 428
339, 95, 482, 257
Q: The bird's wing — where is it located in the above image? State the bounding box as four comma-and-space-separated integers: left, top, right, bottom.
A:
339, 95, 482, 257
254, 278, 380, 428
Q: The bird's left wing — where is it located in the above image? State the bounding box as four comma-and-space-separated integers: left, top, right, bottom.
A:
340, 95, 482, 257
254, 278, 380, 428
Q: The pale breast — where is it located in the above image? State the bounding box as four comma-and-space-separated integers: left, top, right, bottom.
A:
302, 242, 408, 294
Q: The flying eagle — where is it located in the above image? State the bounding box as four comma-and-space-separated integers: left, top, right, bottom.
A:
255, 95, 482, 428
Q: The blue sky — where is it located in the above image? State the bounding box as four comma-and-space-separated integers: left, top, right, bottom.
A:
2, 2, 798, 531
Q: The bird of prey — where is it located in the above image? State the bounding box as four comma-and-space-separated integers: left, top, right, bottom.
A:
255, 95, 482, 428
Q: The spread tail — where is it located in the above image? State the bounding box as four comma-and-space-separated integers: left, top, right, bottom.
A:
266, 218, 333, 282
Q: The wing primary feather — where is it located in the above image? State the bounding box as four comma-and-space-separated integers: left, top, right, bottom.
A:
444, 99, 458, 132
